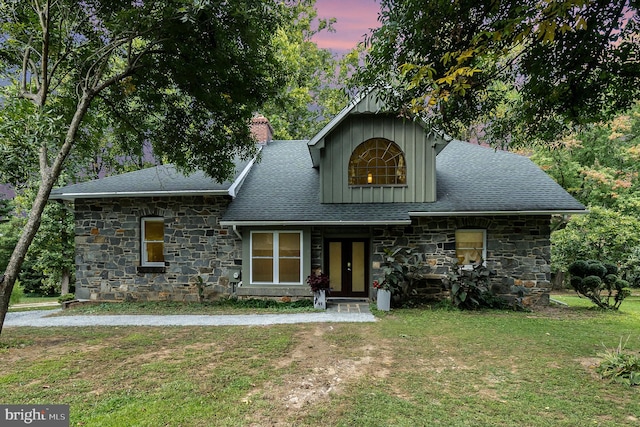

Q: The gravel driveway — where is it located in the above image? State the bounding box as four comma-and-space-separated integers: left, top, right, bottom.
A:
4, 309, 376, 327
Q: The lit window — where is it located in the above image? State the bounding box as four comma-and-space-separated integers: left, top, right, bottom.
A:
251, 231, 302, 284
455, 230, 486, 266
142, 218, 165, 266
348, 138, 406, 186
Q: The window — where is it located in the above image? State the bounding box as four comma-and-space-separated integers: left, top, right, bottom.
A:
251, 231, 302, 284
348, 138, 406, 186
142, 218, 165, 266
455, 230, 486, 266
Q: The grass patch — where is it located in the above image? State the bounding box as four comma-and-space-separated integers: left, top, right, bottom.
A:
52, 297, 316, 316
552, 292, 640, 315
19, 295, 61, 304
1, 299, 639, 426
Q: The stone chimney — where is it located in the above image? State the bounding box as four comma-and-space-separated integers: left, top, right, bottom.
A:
250, 114, 274, 145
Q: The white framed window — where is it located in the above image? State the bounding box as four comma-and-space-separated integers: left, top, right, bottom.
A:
455, 229, 486, 266
348, 138, 407, 186
141, 217, 165, 267
250, 231, 303, 284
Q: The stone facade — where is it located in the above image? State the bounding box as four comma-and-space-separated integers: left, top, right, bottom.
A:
368, 215, 552, 306
74, 196, 240, 302
74, 195, 551, 307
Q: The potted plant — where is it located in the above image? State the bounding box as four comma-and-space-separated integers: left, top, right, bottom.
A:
373, 280, 391, 311
307, 272, 330, 309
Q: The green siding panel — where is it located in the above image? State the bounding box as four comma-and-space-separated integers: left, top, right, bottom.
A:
320, 114, 439, 203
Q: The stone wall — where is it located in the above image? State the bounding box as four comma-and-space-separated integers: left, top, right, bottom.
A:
368, 215, 552, 306
74, 196, 240, 302
74, 197, 551, 306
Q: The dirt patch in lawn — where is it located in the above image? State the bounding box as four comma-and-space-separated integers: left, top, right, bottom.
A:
245, 324, 393, 425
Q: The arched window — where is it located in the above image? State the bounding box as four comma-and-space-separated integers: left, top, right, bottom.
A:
348, 138, 406, 186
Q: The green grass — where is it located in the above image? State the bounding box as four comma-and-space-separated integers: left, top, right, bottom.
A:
18, 295, 61, 304
8, 294, 61, 312
552, 293, 640, 314
1, 298, 639, 426
48, 297, 316, 316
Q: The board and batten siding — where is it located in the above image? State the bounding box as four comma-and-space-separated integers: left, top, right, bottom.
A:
319, 114, 439, 203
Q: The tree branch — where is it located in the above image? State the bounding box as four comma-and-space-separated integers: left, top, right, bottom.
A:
37, 0, 51, 106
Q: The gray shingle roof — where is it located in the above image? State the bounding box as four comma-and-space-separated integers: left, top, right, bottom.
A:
50, 160, 252, 201
220, 139, 585, 225
52, 138, 585, 221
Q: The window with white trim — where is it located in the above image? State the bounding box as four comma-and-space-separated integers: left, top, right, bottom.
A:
250, 231, 302, 284
348, 138, 406, 186
141, 217, 165, 266
455, 229, 486, 266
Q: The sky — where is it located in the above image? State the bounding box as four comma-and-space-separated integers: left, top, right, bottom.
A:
312, 0, 381, 54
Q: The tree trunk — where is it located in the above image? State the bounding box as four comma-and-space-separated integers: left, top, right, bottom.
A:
0, 175, 56, 332
0, 95, 92, 336
60, 268, 70, 295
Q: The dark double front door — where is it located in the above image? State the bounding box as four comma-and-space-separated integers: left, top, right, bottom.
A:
325, 239, 369, 298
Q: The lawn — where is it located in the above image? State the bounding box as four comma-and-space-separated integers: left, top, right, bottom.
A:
1, 297, 638, 426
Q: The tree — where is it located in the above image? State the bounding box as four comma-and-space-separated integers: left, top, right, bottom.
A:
260, 0, 349, 140
355, 0, 640, 146
0, 0, 289, 335
532, 102, 640, 214
551, 206, 640, 279
530, 104, 640, 287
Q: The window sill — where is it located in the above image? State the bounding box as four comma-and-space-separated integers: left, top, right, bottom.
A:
348, 184, 408, 188
137, 266, 167, 274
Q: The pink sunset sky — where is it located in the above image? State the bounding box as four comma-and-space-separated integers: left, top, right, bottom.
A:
313, 0, 381, 54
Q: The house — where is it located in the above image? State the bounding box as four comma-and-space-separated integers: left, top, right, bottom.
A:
50, 92, 586, 305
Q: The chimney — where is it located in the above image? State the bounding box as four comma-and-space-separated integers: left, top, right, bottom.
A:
250, 114, 274, 145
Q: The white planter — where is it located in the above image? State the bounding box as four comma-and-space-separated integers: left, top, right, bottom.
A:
313, 290, 327, 310
377, 289, 391, 311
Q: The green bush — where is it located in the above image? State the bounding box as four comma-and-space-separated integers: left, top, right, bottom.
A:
552, 207, 640, 283
620, 246, 640, 287
380, 246, 435, 307
445, 262, 507, 310
58, 293, 75, 303
568, 259, 630, 309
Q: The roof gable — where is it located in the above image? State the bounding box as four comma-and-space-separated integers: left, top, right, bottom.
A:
307, 90, 449, 167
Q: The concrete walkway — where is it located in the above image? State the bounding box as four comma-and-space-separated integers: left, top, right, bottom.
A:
4, 302, 376, 327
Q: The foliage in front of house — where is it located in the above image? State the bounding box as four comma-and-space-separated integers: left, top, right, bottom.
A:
444, 262, 507, 310
380, 246, 436, 306
306, 272, 330, 293
568, 260, 631, 310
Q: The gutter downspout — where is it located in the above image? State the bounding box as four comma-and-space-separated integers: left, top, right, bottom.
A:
232, 225, 242, 240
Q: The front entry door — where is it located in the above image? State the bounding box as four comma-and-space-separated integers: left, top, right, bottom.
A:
326, 239, 368, 298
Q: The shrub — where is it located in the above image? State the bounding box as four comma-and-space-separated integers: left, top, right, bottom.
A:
380, 246, 435, 306
568, 259, 630, 309
445, 262, 506, 310
58, 293, 76, 303
552, 207, 640, 279
620, 246, 640, 288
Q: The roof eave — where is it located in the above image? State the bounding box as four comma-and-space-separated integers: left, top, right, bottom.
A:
50, 189, 230, 202
408, 209, 588, 217
220, 219, 412, 227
